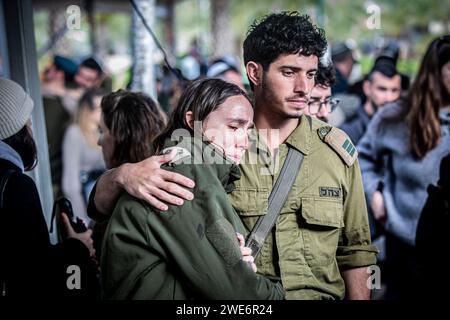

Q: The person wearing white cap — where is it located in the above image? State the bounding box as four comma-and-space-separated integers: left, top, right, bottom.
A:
331, 42, 357, 94
0, 77, 96, 298
207, 56, 245, 90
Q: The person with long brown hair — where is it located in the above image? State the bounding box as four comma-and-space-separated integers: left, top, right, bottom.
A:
92, 90, 166, 257
61, 90, 106, 226
97, 90, 166, 170
358, 35, 450, 299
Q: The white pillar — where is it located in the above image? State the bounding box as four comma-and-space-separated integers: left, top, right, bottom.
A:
131, 0, 156, 98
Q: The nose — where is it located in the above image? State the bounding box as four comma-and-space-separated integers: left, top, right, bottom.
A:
318, 105, 330, 118
293, 74, 309, 95
386, 90, 398, 103
236, 128, 249, 150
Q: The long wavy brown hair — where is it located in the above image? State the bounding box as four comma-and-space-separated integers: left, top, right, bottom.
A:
407, 36, 450, 159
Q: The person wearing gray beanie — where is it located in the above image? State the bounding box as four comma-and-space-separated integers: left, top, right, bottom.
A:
0, 77, 34, 140
0, 78, 98, 298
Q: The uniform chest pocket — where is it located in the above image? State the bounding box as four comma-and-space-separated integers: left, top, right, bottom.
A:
229, 188, 269, 232
230, 188, 269, 216
299, 197, 344, 266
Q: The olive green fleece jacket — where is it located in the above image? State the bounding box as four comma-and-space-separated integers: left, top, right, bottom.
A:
101, 138, 285, 300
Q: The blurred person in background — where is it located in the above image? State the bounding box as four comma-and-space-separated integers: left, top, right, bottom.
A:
207, 55, 245, 90
358, 35, 450, 300
340, 59, 402, 145
415, 150, 450, 298
329, 42, 361, 126
303, 63, 337, 122
331, 42, 356, 95
348, 42, 410, 104
74, 57, 105, 90
62, 89, 106, 227
41, 56, 79, 197
93, 89, 166, 256
0, 77, 96, 298
61, 57, 107, 114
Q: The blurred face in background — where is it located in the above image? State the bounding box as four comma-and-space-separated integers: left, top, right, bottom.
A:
43, 64, 64, 83
441, 60, 450, 99
364, 71, 401, 110
75, 66, 101, 89
221, 70, 245, 90
304, 84, 332, 122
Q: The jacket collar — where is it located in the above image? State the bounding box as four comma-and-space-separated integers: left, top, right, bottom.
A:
0, 141, 24, 172
162, 135, 241, 192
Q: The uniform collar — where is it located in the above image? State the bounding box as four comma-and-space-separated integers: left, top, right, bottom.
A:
253, 115, 311, 155
284, 115, 311, 155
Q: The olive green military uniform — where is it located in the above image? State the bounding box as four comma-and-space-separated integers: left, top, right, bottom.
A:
101, 138, 285, 300
230, 115, 378, 300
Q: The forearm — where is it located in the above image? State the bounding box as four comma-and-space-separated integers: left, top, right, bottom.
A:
92, 165, 127, 215
341, 266, 372, 300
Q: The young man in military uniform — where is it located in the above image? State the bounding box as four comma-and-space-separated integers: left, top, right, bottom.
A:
89, 12, 377, 300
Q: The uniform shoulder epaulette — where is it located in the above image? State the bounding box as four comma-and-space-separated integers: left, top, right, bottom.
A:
162, 146, 192, 165
317, 126, 358, 166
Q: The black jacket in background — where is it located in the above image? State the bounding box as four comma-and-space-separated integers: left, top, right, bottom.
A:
0, 159, 98, 299
415, 153, 450, 297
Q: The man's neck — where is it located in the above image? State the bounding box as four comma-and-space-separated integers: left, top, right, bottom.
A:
364, 100, 376, 118
254, 108, 299, 154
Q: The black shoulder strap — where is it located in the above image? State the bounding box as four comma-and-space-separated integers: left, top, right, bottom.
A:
0, 169, 16, 210
245, 147, 304, 259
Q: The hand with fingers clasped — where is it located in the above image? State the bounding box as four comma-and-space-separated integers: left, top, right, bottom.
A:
118, 149, 196, 211
237, 232, 257, 273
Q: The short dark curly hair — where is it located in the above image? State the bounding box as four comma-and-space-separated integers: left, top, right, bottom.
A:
315, 63, 336, 88
243, 12, 327, 71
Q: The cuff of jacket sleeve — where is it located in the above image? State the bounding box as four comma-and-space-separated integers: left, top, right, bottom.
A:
86, 182, 109, 223
336, 245, 379, 270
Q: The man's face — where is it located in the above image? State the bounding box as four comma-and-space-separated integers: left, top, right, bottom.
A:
44, 65, 64, 83
364, 71, 401, 109
304, 84, 332, 122
75, 66, 101, 89
202, 95, 254, 164
259, 54, 318, 119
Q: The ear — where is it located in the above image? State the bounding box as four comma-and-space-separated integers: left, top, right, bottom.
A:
245, 61, 263, 88
363, 79, 371, 97
185, 111, 195, 130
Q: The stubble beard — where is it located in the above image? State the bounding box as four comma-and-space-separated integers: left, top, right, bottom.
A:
261, 77, 304, 120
